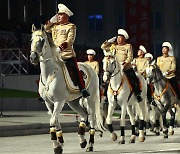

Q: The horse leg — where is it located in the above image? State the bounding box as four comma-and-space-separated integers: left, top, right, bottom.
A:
119, 104, 127, 144
154, 107, 161, 136
106, 101, 117, 141
86, 107, 96, 152
50, 101, 65, 154
68, 99, 88, 149
169, 108, 175, 135
137, 103, 145, 142
162, 111, 168, 138
127, 105, 136, 143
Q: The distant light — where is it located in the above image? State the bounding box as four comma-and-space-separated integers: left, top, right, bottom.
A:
89, 14, 103, 20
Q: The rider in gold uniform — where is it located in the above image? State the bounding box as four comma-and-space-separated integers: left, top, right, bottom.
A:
45, 4, 89, 98
157, 42, 180, 99
84, 49, 99, 75
101, 29, 142, 102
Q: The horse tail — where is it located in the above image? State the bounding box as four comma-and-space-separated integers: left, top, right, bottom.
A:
94, 74, 106, 132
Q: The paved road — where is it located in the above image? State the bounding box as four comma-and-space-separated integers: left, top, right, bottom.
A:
0, 128, 180, 154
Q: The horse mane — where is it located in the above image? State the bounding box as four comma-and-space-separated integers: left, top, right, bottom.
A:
46, 32, 56, 48
154, 63, 167, 81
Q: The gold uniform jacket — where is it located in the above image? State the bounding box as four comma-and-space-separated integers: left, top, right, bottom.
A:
133, 57, 148, 78
101, 42, 133, 70
84, 61, 99, 75
157, 56, 176, 79
46, 22, 76, 60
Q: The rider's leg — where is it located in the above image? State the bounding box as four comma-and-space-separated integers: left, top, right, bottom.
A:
168, 77, 180, 99
124, 68, 142, 102
64, 57, 90, 98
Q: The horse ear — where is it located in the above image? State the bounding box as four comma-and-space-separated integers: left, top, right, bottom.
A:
41, 24, 45, 31
32, 24, 37, 32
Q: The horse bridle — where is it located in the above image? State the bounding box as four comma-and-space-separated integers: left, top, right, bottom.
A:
103, 56, 120, 78
31, 31, 52, 63
148, 65, 164, 84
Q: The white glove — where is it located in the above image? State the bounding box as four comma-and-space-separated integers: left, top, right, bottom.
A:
162, 72, 168, 77
50, 15, 57, 23
56, 47, 61, 53
107, 37, 117, 43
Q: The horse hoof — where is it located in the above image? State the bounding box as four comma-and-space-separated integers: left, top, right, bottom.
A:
119, 140, 125, 144
155, 132, 160, 136
54, 146, 63, 154
80, 140, 87, 149
136, 132, 139, 136
169, 131, 174, 135
129, 135, 136, 143
111, 132, 117, 141
144, 132, 146, 136
86, 146, 93, 152
99, 132, 103, 137
139, 137, 145, 142
164, 135, 168, 138
129, 139, 135, 143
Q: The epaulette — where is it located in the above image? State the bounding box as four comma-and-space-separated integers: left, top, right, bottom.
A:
124, 43, 131, 47
68, 23, 76, 27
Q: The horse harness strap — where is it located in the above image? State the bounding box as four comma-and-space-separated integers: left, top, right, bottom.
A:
108, 76, 133, 102
153, 81, 169, 101
109, 78, 124, 102
40, 68, 58, 101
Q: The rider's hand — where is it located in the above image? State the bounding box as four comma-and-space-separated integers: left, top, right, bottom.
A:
107, 37, 117, 43
162, 72, 168, 77
50, 15, 57, 23
56, 47, 61, 53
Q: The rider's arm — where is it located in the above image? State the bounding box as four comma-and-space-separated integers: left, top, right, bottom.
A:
101, 41, 111, 51
168, 57, 176, 74
65, 24, 76, 50
125, 44, 133, 64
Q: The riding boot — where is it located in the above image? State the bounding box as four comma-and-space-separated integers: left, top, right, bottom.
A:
168, 77, 180, 100
124, 68, 142, 102
64, 58, 90, 98
147, 84, 155, 105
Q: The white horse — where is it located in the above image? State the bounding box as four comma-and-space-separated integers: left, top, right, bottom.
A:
30, 25, 104, 153
102, 50, 147, 144
146, 62, 180, 138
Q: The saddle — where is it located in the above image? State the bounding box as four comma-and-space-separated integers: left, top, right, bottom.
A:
65, 63, 87, 86
61, 62, 91, 93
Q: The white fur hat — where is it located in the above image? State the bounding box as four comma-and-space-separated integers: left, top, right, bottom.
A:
86, 49, 96, 55
145, 53, 153, 60
117, 29, 129, 39
139, 45, 147, 53
162, 42, 172, 50
58, 4, 73, 16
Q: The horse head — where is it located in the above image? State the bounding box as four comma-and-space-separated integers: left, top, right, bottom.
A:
30, 24, 46, 65
102, 49, 117, 82
146, 60, 164, 84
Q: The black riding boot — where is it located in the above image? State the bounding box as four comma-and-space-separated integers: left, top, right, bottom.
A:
124, 68, 142, 102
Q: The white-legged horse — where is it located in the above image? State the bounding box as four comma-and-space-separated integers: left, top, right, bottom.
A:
102, 50, 147, 144
30, 25, 104, 153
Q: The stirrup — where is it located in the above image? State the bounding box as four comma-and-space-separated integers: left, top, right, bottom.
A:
81, 89, 90, 98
